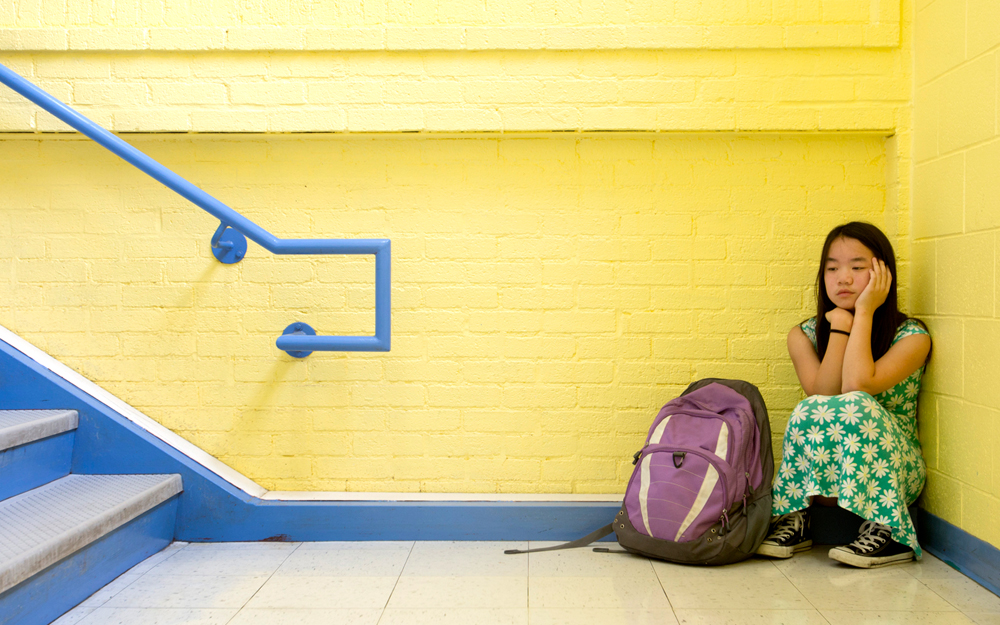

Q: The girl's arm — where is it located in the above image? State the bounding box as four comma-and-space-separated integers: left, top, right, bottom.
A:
841, 259, 932, 395
788, 308, 853, 396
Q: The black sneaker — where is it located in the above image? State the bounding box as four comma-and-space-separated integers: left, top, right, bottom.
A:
756, 510, 812, 558
828, 521, 914, 568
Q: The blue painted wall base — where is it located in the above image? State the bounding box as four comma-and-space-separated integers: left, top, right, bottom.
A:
918, 509, 1000, 598
0, 498, 178, 625
0, 431, 74, 501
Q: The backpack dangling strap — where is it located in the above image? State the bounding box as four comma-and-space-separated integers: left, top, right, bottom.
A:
503, 523, 615, 555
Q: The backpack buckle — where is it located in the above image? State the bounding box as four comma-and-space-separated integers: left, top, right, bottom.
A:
672, 452, 685, 468
632, 450, 642, 465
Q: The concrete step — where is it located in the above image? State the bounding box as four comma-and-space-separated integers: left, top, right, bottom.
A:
0, 410, 77, 452
0, 473, 182, 594
0, 410, 78, 501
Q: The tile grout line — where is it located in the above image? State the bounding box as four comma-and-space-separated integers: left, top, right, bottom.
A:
526, 540, 533, 615
219, 541, 304, 625
769, 552, 834, 619
375, 540, 418, 624
76, 540, 190, 613
647, 552, 678, 618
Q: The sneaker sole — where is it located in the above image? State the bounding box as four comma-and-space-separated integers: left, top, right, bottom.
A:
756, 540, 812, 559
828, 547, 914, 568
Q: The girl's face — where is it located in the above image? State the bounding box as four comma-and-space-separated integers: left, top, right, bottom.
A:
824, 236, 875, 311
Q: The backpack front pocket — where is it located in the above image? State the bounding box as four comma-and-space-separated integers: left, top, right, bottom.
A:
626, 445, 737, 542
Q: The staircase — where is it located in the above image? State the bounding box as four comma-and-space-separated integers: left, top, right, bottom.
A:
0, 409, 182, 625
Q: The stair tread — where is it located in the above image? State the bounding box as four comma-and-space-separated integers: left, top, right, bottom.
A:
0, 409, 78, 452
0, 473, 182, 594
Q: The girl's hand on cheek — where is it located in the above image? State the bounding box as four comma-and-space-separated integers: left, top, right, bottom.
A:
855, 258, 892, 315
825, 307, 854, 332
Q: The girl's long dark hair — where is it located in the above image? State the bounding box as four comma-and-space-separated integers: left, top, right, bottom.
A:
814, 222, 926, 361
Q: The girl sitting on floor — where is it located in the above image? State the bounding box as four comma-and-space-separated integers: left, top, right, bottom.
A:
756, 221, 931, 568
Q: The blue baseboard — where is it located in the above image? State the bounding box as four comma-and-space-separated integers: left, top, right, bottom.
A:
0, 337, 620, 541
0, 431, 74, 501
918, 508, 1000, 598
0, 498, 177, 625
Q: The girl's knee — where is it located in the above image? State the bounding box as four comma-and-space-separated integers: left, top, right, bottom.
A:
801, 391, 876, 403
838, 390, 877, 403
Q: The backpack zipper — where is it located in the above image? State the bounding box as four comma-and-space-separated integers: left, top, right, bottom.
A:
647, 408, 741, 461
637, 443, 735, 510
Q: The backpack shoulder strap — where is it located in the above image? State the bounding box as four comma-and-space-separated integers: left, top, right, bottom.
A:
503, 523, 614, 555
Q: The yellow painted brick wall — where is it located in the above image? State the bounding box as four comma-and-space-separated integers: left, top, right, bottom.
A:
0, 1, 916, 492
1, 133, 891, 492
0, 0, 901, 49
912, 0, 1000, 549
0, 49, 910, 133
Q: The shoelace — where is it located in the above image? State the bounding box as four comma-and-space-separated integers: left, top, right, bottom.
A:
767, 512, 803, 541
849, 521, 891, 553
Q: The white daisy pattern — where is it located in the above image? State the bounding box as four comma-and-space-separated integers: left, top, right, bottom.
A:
839, 403, 863, 425
770, 318, 929, 558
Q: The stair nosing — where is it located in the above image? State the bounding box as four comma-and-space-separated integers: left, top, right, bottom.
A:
0, 409, 79, 452
0, 473, 182, 594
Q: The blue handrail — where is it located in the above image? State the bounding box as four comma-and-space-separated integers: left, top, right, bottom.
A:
0, 62, 390, 355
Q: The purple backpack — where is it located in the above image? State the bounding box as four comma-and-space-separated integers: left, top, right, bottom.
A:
507, 378, 773, 565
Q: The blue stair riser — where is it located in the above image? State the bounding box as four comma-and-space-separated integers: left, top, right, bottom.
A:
0, 432, 74, 502
0, 497, 178, 625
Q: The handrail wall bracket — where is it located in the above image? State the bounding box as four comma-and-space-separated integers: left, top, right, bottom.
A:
211, 223, 248, 265
0, 62, 391, 356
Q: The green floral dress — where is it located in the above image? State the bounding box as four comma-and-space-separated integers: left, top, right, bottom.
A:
771, 318, 930, 557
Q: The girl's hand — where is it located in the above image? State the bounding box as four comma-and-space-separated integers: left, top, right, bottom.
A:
855, 258, 892, 315
825, 307, 854, 333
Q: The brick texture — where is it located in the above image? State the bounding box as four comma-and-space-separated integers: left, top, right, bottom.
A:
913, 0, 1000, 549
0, 134, 890, 493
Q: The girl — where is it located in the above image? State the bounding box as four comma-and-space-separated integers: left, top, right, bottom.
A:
756, 222, 931, 568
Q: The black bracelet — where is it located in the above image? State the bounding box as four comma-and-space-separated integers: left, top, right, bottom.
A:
829, 328, 851, 336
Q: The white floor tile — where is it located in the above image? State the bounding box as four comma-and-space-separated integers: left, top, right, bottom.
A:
227, 608, 383, 624
274, 542, 412, 577
79, 572, 144, 607
295, 541, 414, 551
102, 574, 268, 609
922, 578, 1000, 613
661, 573, 811, 610
529, 576, 671, 609
182, 541, 300, 552
388, 576, 528, 609
821, 610, 978, 624
44, 540, 1000, 625
143, 545, 295, 577
401, 541, 528, 577
75, 607, 237, 625
672, 609, 829, 625
124, 543, 188, 576
907, 554, 971, 581
530, 608, 679, 625
790, 577, 958, 612
653, 557, 783, 581
379, 608, 528, 624
527, 542, 656, 578
243, 576, 398, 609
51, 607, 95, 625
